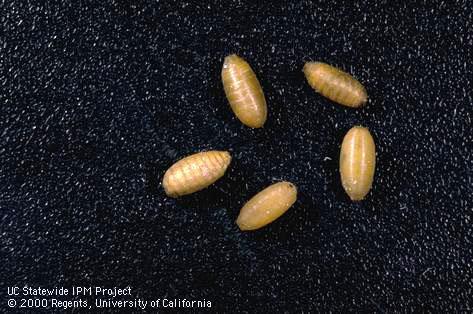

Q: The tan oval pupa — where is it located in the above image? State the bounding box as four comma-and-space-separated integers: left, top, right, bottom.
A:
222, 54, 267, 128
303, 62, 367, 108
162, 151, 231, 197
236, 181, 297, 231
339, 126, 376, 200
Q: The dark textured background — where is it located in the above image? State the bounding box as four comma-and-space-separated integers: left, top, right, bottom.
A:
1, 1, 472, 312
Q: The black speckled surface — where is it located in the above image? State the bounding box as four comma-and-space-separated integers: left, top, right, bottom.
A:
1, 1, 472, 312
